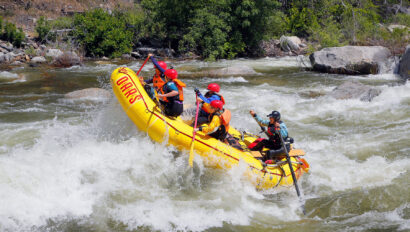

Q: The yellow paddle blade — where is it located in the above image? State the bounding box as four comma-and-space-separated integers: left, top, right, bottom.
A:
188, 142, 195, 167
289, 149, 306, 157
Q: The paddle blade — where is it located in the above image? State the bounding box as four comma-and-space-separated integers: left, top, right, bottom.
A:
188, 142, 195, 167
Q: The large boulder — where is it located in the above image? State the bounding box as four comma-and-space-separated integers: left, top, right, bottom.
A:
64, 88, 111, 100
399, 45, 410, 80
329, 80, 381, 102
309, 46, 392, 75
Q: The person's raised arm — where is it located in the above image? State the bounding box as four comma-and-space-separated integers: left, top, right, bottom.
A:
149, 54, 166, 74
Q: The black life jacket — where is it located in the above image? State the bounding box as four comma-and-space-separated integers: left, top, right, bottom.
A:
266, 120, 285, 149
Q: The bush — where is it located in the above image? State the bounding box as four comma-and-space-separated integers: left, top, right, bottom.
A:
179, 8, 230, 60
309, 17, 344, 49
35, 16, 51, 42
287, 7, 318, 38
1, 21, 25, 47
50, 16, 73, 30
72, 9, 133, 58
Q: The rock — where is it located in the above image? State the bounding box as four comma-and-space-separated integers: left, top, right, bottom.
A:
40, 45, 47, 50
0, 42, 13, 52
131, 51, 141, 59
207, 65, 257, 76
45, 48, 64, 59
280, 35, 301, 52
157, 48, 175, 57
298, 90, 326, 99
121, 54, 132, 60
10, 61, 23, 66
399, 45, 410, 80
64, 88, 111, 100
388, 24, 408, 33
329, 80, 381, 102
30, 56, 46, 64
53, 51, 81, 67
309, 46, 392, 75
0, 52, 13, 63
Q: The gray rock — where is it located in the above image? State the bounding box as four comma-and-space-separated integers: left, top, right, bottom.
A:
280, 35, 301, 52
0, 52, 14, 63
10, 61, 23, 66
207, 65, 257, 76
388, 24, 408, 33
64, 88, 111, 100
399, 45, 410, 80
30, 56, 47, 64
309, 46, 392, 75
121, 54, 132, 60
45, 49, 64, 59
53, 51, 81, 67
0, 42, 13, 52
329, 80, 381, 102
131, 51, 141, 58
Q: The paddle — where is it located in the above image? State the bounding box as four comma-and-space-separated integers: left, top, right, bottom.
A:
188, 93, 200, 167
251, 115, 306, 215
278, 131, 306, 215
137, 56, 150, 76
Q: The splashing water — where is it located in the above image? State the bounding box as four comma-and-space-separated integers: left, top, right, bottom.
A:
0, 58, 408, 231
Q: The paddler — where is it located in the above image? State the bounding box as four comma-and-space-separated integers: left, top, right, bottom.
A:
147, 54, 186, 117
139, 54, 168, 100
194, 100, 230, 141
249, 110, 289, 159
194, 83, 225, 125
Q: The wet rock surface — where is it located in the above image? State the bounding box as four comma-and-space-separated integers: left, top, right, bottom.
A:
329, 80, 382, 102
310, 46, 392, 75
399, 45, 409, 80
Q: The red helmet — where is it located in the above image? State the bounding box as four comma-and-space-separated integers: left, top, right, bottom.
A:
164, 69, 178, 79
207, 83, 220, 92
157, 61, 167, 70
210, 100, 224, 110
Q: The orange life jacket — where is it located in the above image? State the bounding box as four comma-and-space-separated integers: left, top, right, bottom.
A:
208, 109, 231, 140
202, 93, 225, 114
159, 79, 186, 102
152, 72, 166, 90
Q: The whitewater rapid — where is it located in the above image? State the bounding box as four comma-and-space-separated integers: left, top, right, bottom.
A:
0, 57, 409, 231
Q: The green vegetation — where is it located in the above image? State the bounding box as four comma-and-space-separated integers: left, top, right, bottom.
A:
35, 16, 52, 43
0, 17, 25, 47
72, 8, 133, 58
37, 0, 409, 58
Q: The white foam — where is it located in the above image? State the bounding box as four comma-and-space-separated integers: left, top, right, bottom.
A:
0, 71, 19, 79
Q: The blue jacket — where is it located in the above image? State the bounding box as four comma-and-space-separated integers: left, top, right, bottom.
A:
254, 114, 288, 138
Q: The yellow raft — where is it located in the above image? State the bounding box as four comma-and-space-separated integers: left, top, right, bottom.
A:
110, 67, 309, 190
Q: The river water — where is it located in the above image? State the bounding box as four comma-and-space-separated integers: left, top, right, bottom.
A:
0, 57, 409, 232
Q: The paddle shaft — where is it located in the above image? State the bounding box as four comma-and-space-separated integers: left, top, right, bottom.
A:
188, 93, 200, 167
278, 132, 306, 215
192, 96, 200, 142
252, 115, 306, 215
137, 56, 150, 76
